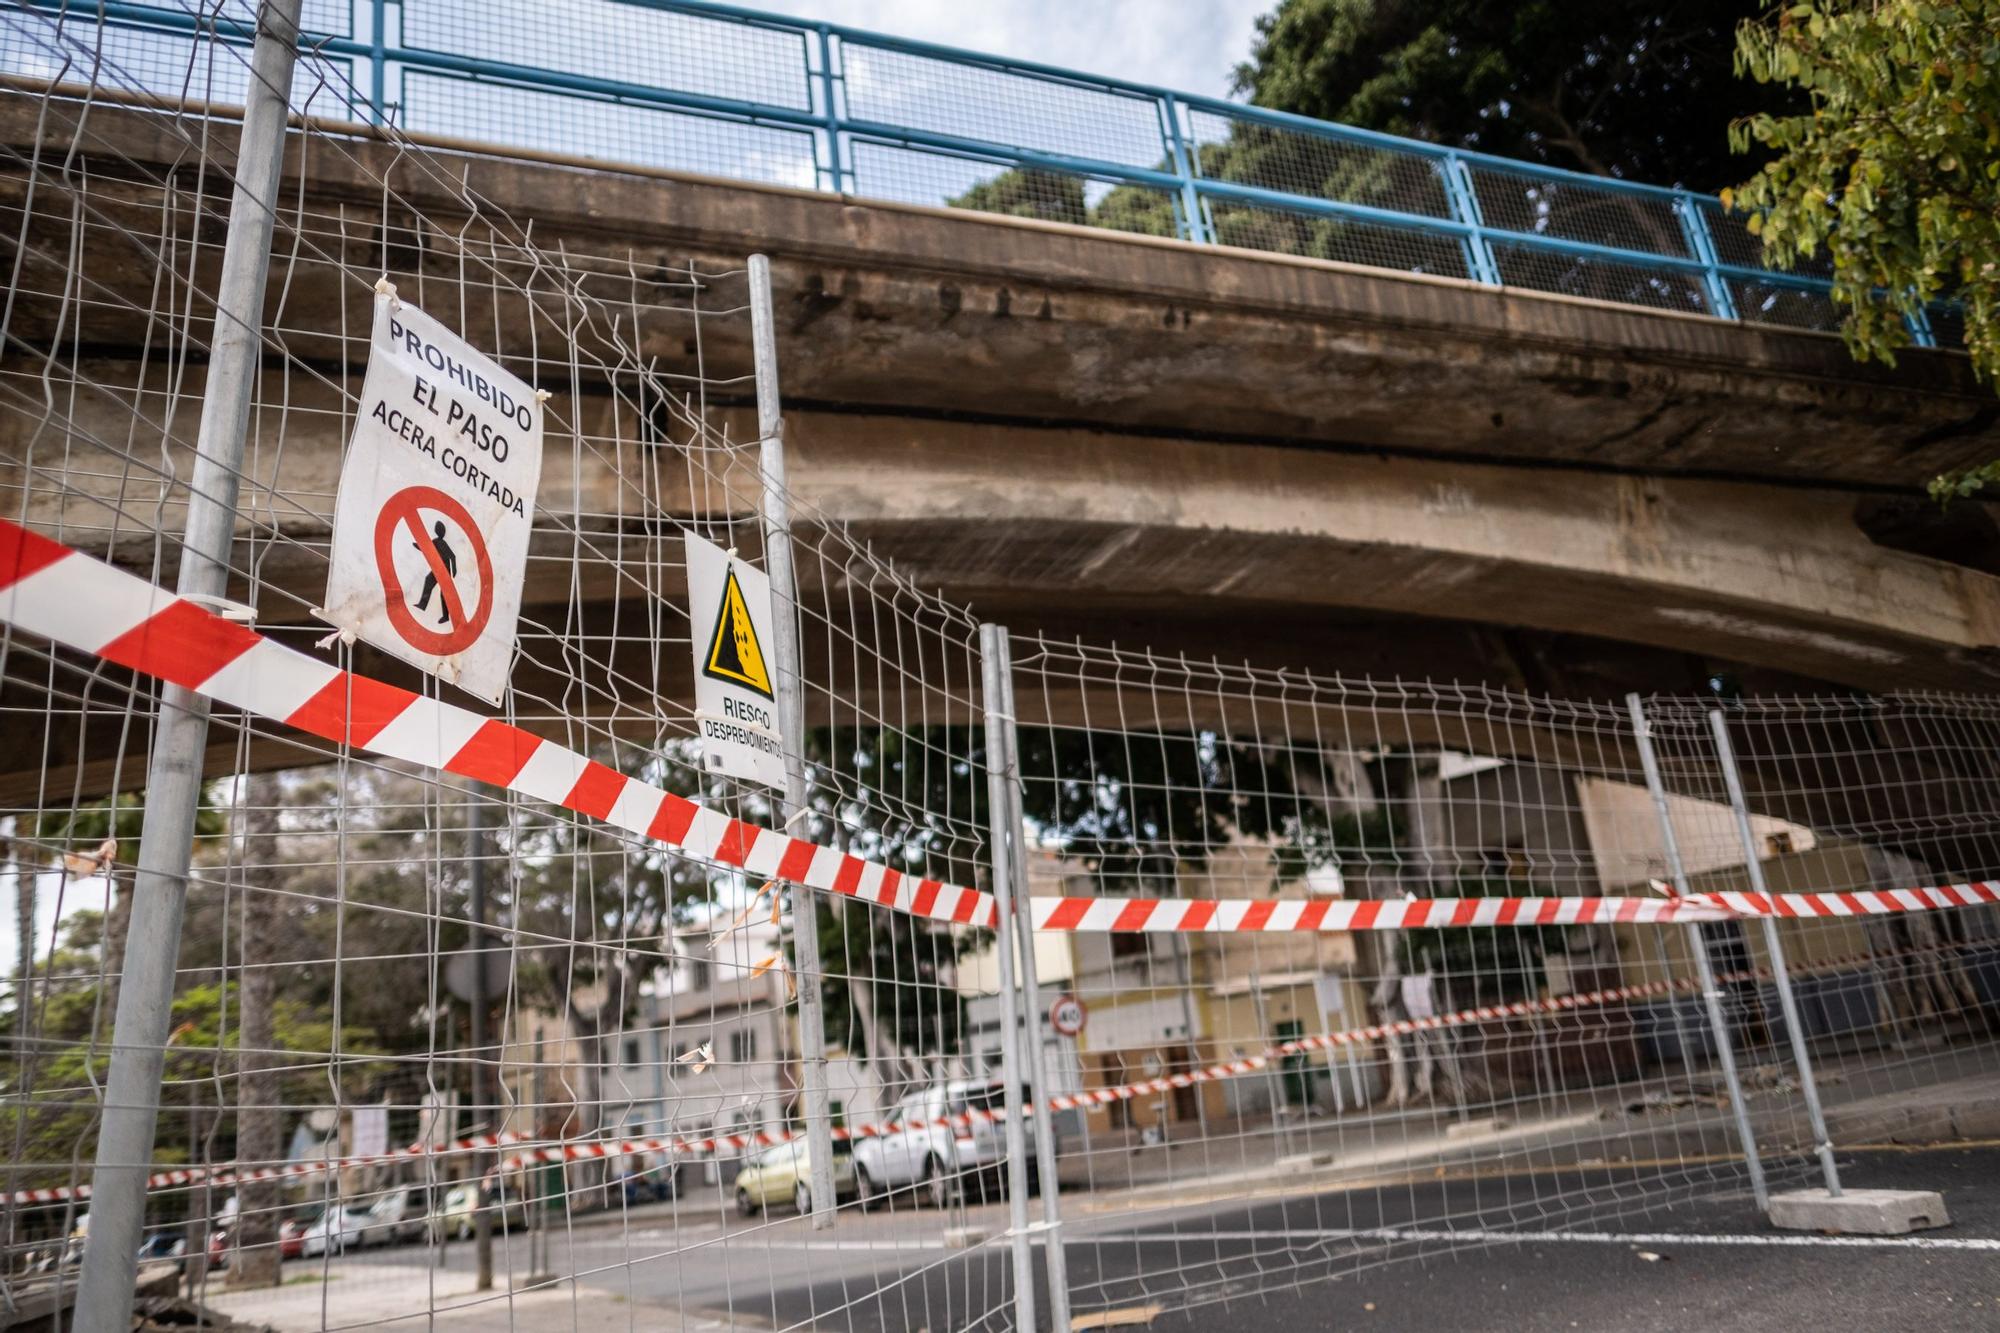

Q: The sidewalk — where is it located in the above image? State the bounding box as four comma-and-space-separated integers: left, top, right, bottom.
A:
200, 1263, 728, 1333
193, 1045, 2000, 1331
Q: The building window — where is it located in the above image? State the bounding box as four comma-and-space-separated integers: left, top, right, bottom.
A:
729, 1029, 757, 1064
1111, 932, 1151, 961
623, 1038, 641, 1067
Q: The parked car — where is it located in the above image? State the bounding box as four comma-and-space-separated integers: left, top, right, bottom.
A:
353, 1187, 429, 1248
135, 1232, 186, 1267
620, 1161, 677, 1205
732, 1142, 858, 1216
279, 1206, 322, 1260
296, 1205, 365, 1258
429, 1182, 531, 1242
851, 1079, 1042, 1209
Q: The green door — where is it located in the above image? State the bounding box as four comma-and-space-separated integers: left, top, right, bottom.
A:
1276, 1019, 1309, 1108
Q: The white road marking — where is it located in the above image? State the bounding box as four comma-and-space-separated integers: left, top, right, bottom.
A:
1103, 1226, 2000, 1252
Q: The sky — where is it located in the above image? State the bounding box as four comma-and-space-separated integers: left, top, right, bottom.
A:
748, 0, 1274, 100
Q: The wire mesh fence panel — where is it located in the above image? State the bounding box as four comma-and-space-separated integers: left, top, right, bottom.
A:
0, 14, 1018, 1331
0, 3, 361, 118
1199, 201, 1468, 274
1636, 695, 2000, 1150
396, 74, 823, 187
1468, 165, 1692, 261
844, 139, 1182, 237
1725, 279, 1846, 334
1491, 244, 1713, 315
835, 41, 1167, 171
397, 0, 815, 112
1183, 107, 1456, 221
2, 6, 1996, 1333
992, 639, 1941, 1325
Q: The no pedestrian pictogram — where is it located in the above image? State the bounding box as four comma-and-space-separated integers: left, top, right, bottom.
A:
373, 485, 494, 658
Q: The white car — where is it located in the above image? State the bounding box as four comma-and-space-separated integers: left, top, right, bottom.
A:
851, 1079, 1042, 1209
296, 1205, 366, 1258
352, 1187, 429, 1247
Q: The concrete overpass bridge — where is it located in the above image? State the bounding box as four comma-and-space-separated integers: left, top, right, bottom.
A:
4, 1, 2000, 817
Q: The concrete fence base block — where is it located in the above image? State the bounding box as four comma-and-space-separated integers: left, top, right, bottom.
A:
1768, 1188, 1949, 1236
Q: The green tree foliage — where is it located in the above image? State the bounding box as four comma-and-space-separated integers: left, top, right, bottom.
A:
950, 170, 1090, 227
1234, 0, 1785, 189
1726, 0, 2000, 491
0, 911, 383, 1196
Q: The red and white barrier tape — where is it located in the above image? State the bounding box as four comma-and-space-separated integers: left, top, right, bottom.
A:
7, 939, 1978, 1204
0, 520, 1000, 932
5, 521, 1995, 937
1025, 892, 1729, 933
0, 521, 1734, 947
1700, 884, 2000, 920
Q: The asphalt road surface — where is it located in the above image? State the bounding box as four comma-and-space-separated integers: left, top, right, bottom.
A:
291, 1142, 1999, 1331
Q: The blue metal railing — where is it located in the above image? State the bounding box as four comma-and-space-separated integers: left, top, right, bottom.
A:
5, 0, 1953, 346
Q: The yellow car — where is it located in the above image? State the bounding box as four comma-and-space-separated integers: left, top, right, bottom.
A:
733, 1142, 858, 1216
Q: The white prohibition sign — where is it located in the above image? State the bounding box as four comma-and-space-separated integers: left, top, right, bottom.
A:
322, 289, 544, 704
1050, 992, 1087, 1037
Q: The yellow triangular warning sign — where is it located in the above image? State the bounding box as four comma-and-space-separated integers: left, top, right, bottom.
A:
702, 567, 774, 699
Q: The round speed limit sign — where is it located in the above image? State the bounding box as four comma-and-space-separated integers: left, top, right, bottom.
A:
1049, 993, 1087, 1037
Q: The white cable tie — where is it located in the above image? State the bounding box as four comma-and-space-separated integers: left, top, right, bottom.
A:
178, 592, 256, 622
535, 388, 552, 402
781, 807, 810, 831
725, 546, 739, 561
373, 275, 400, 310
308, 607, 358, 649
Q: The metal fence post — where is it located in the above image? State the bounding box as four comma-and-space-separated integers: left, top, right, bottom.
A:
467, 787, 495, 1289
993, 626, 1071, 1333
1707, 709, 1844, 1198
71, 4, 302, 1327
1625, 694, 1770, 1212
747, 253, 839, 1231
981, 623, 1043, 1333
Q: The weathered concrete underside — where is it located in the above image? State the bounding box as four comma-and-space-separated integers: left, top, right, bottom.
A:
3, 96, 2000, 822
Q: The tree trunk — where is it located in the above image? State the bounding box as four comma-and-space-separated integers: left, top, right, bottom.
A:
226, 775, 282, 1289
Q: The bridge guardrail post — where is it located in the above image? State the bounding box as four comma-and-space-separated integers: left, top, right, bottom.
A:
1904, 304, 1939, 349
1627, 693, 1770, 1213
1440, 153, 1501, 287
367, 0, 388, 124
1159, 92, 1210, 245
1675, 195, 1741, 321
1706, 707, 1845, 1199
814, 25, 847, 194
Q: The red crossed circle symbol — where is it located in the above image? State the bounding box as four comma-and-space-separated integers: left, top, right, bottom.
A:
373, 485, 494, 657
